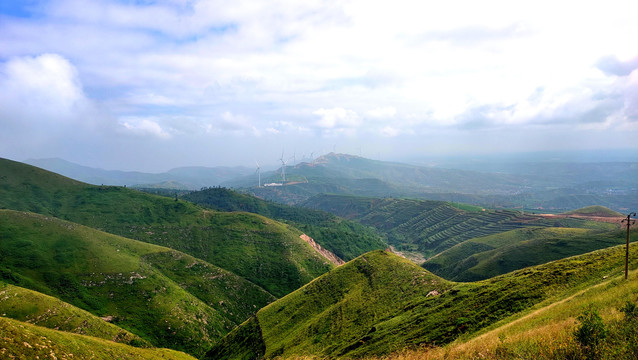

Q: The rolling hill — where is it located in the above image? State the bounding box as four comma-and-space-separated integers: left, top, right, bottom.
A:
0, 157, 335, 297
181, 187, 387, 261
423, 226, 629, 281
0, 209, 276, 357
209, 242, 638, 359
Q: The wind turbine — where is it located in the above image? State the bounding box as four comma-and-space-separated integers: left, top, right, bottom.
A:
279, 152, 287, 184
255, 161, 261, 187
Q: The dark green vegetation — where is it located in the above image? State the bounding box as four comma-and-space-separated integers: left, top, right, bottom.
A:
182, 187, 386, 261
211, 243, 638, 359
0, 209, 275, 357
303, 194, 554, 258
0, 157, 334, 297
423, 227, 630, 281
0, 316, 196, 360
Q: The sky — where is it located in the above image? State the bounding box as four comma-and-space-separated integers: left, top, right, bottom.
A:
1, 0, 637, 172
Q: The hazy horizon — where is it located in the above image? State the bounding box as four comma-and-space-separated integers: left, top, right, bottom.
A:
1, 1, 637, 172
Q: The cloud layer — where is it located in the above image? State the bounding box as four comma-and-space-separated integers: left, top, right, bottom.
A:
1, 0, 637, 170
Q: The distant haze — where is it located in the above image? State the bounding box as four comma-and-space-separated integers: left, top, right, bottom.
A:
1, 1, 637, 172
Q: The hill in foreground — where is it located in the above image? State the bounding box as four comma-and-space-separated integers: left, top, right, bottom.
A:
0, 157, 334, 297
0, 316, 196, 360
0, 209, 276, 357
210, 243, 638, 359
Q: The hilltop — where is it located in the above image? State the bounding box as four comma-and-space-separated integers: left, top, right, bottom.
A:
0, 209, 275, 357
0, 157, 335, 297
563, 205, 624, 218
210, 242, 638, 359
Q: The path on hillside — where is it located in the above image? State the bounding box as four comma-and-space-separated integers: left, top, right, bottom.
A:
473, 271, 632, 342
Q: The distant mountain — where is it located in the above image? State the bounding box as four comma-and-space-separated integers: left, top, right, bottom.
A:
208, 244, 637, 359
24, 157, 253, 190
225, 153, 637, 211
226, 152, 523, 197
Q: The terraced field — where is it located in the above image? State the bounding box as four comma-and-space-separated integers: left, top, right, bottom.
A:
303, 195, 549, 258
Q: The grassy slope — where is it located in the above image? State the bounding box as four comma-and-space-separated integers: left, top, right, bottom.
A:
0, 316, 196, 360
563, 205, 624, 217
210, 242, 638, 359
423, 227, 627, 281
0, 209, 275, 357
0, 282, 146, 346
373, 267, 638, 359
0, 157, 334, 297
181, 187, 387, 261
302, 194, 552, 257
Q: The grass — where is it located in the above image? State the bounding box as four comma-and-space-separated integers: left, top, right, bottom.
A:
424, 227, 632, 281
0, 282, 147, 346
368, 268, 638, 360
0, 316, 196, 360
0, 157, 334, 297
211, 240, 638, 359
563, 205, 624, 217
181, 187, 387, 261
0, 209, 275, 357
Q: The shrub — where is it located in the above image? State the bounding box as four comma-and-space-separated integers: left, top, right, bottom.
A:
574, 308, 607, 360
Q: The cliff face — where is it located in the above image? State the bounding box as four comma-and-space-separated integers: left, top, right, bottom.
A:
300, 234, 346, 266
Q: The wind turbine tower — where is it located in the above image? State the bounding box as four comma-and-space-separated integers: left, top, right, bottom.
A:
255, 161, 261, 187
279, 152, 287, 184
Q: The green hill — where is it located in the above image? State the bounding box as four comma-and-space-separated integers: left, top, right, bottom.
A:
181, 187, 387, 261
209, 243, 638, 359
0, 209, 275, 357
563, 205, 624, 217
0, 316, 196, 360
0, 157, 334, 297
0, 281, 147, 346
423, 227, 629, 281
302, 194, 556, 258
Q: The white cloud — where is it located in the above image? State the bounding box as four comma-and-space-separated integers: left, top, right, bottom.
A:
367, 106, 396, 119
119, 116, 172, 139
1, 0, 637, 169
381, 126, 400, 137
0, 53, 88, 125
314, 107, 360, 129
